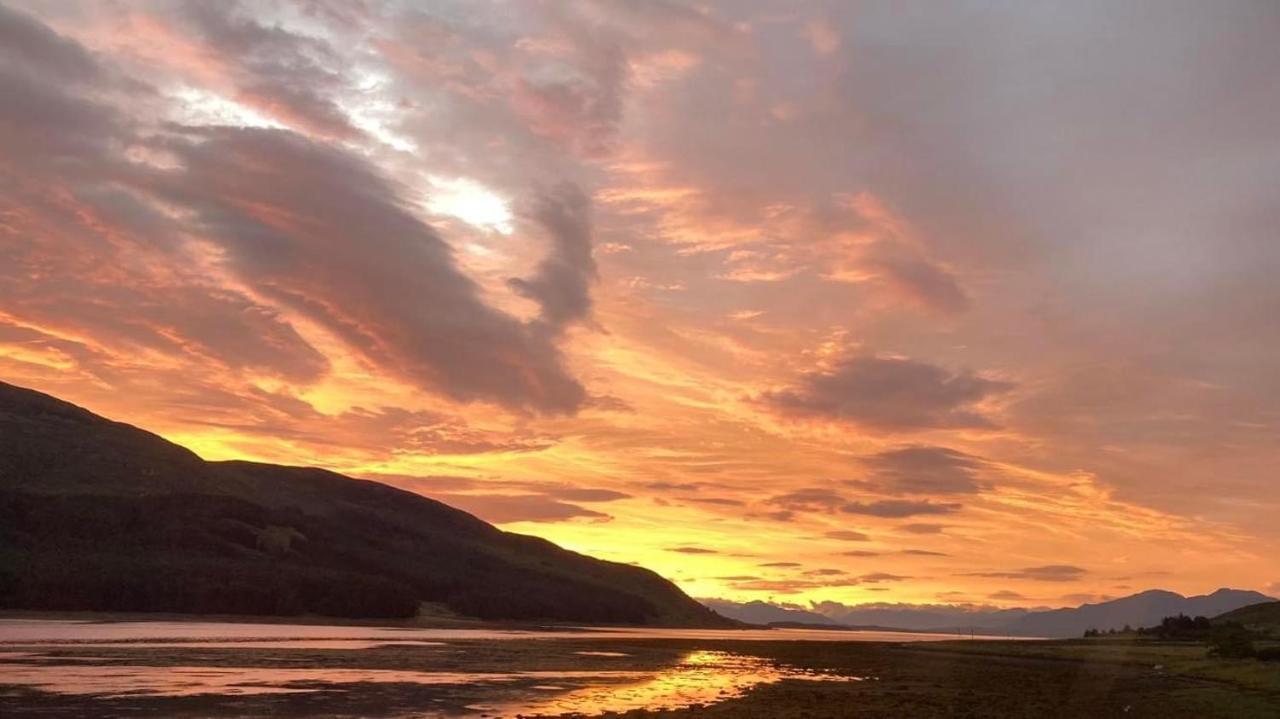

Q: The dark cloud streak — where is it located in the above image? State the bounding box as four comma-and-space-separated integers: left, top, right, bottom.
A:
763, 355, 1013, 432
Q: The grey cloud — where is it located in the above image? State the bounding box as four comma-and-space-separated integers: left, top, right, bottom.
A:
512, 0, 733, 158
159, 127, 587, 413
0, 51, 122, 170
766, 487, 846, 512
510, 4, 630, 157
0, 19, 333, 391
366, 475, 637, 526
967, 565, 1087, 582
769, 488, 964, 519
0, 10, 590, 416
898, 523, 946, 535
739, 571, 908, 591
668, 546, 719, 554
1061, 593, 1111, 604
179, 2, 358, 139
361, 474, 481, 492
434, 493, 609, 524
688, 497, 745, 506
3, 279, 329, 387
862, 253, 969, 315
862, 445, 987, 495
825, 530, 870, 541
0, 3, 100, 84
842, 500, 962, 518
644, 481, 705, 491
510, 183, 598, 336
858, 572, 910, 583
725, 579, 835, 593
544, 487, 631, 502
763, 355, 1013, 431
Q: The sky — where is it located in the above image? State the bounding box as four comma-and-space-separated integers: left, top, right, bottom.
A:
2, 0, 1279, 611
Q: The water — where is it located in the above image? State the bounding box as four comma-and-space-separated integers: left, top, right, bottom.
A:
0, 618, 987, 644
0, 650, 857, 714
471, 650, 858, 717
0, 618, 990, 717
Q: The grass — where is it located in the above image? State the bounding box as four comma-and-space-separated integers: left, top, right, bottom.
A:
905, 637, 1280, 694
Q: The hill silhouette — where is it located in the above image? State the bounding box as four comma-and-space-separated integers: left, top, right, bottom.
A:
1214, 600, 1280, 636
0, 381, 730, 626
1002, 589, 1272, 637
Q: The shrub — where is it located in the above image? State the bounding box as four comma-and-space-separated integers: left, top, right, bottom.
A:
1208, 627, 1256, 659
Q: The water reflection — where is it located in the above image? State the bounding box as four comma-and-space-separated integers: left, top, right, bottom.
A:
472, 650, 858, 717
0, 650, 855, 714
0, 620, 892, 717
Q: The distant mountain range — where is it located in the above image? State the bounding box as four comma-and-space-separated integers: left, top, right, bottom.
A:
705, 588, 1275, 638
818, 602, 1032, 632
701, 599, 842, 627
0, 381, 730, 626
1001, 589, 1273, 637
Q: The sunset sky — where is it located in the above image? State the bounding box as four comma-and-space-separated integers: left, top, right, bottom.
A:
3, 0, 1279, 610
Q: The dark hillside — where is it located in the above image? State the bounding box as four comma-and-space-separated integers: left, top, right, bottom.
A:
0, 381, 730, 626
1214, 601, 1280, 636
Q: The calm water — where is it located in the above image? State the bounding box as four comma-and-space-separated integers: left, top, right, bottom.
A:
0, 618, 985, 643
0, 619, 995, 717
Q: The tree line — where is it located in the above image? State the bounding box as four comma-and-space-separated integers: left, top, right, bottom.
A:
1083, 614, 1279, 661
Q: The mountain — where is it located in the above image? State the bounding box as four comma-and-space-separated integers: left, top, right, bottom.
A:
0, 381, 731, 626
815, 603, 1031, 632
703, 598, 1033, 633
1214, 601, 1280, 636
1002, 589, 1274, 637
701, 598, 840, 626
701, 590, 1276, 637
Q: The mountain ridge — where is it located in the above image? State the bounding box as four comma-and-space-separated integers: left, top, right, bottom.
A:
705, 588, 1274, 637
0, 381, 731, 626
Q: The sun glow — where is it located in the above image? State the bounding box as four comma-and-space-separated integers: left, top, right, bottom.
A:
425, 176, 514, 235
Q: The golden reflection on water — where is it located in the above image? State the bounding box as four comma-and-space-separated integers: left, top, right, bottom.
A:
0, 622, 868, 717
471, 650, 857, 717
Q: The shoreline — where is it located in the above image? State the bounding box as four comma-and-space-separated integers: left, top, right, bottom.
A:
0, 609, 1030, 641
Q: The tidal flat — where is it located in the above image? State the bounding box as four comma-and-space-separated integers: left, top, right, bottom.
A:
1, 619, 1278, 718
